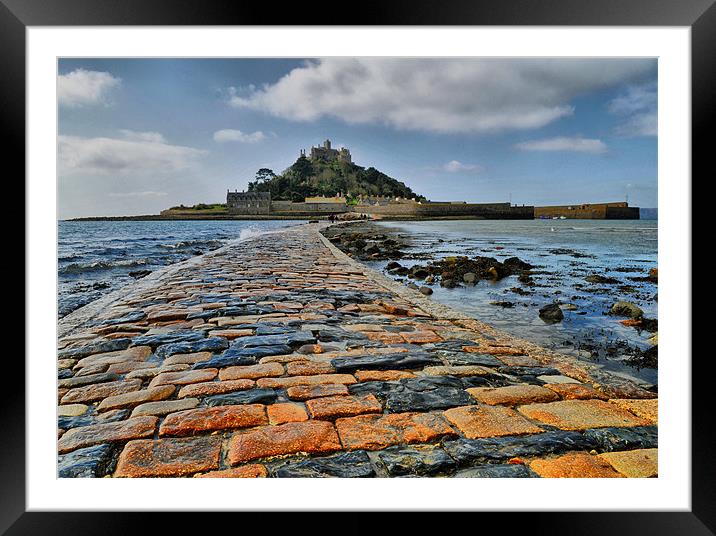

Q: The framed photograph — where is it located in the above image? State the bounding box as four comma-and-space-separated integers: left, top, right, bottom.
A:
9, 0, 707, 532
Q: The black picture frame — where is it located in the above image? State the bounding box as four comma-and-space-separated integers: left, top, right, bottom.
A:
5, 0, 706, 532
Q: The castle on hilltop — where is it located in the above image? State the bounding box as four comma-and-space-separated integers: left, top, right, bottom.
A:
300, 139, 352, 164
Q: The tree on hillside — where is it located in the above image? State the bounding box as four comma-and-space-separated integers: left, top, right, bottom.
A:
246, 155, 425, 202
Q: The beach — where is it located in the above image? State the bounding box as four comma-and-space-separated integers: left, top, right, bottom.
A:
57, 222, 657, 478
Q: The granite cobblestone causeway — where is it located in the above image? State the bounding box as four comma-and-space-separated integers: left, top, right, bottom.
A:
57, 223, 658, 478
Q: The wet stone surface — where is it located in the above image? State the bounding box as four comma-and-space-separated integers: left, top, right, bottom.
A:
56, 223, 657, 478
273, 450, 376, 478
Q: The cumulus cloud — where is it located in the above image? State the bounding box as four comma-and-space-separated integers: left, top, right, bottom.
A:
213, 129, 267, 143
443, 160, 482, 173
226, 58, 654, 133
58, 133, 206, 175
515, 136, 607, 154
118, 130, 166, 143
608, 82, 657, 137
58, 68, 121, 107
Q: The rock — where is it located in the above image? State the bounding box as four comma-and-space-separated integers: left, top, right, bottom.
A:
58, 338, 132, 360
583, 425, 658, 452
350, 377, 475, 413
538, 303, 564, 324
444, 405, 544, 439
202, 388, 278, 407
267, 403, 309, 425
159, 404, 267, 436
648, 267, 658, 282
306, 394, 382, 420
331, 352, 441, 373
128, 270, 152, 279
585, 275, 620, 284
154, 337, 230, 358
274, 450, 375, 478
419, 286, 433, 296
443, 430, 597, 465
503, 257, 533, 271
194, 345, 293, 369
463, 272, 477, 284
58, 443, 116, 478
598, 448, 658, 477
228, 421, 342, 465
490, 301, 515, 308
440, 279, 456, 288
378, 444, 456, 476
530, 452, 621, 478
407, 283, 419, 291
609, 301, 644, 319
410, 267, 431, 280
115, 436, 223, 477
454, 464, 536, 478
335, 412, 455, 451
517, 399, 649, 430
58, 416, 158, 454
386, 261, 402, 271
131, 330, 205, 348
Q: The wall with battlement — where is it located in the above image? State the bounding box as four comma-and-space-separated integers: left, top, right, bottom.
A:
351, 202, 534, 219
271, 201, 350, 215
535, 202, 639, 219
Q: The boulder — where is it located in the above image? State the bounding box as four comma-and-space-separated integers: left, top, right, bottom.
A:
538, 303, 564, 324
463, 272, 477, 284
609, 301, 644, 319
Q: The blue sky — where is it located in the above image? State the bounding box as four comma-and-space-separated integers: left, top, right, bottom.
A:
58, 58, 657, 219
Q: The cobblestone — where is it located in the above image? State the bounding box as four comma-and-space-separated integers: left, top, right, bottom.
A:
57, 223, 657, 478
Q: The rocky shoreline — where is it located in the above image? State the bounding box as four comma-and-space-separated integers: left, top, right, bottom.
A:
57, 222, 657, 478
323, 221, 659, 384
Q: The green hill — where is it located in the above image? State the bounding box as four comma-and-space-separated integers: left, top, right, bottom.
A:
246, 156, 426, 203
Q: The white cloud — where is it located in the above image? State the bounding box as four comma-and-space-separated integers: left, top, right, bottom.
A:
515, 136, 607, 154
213, 129, 267, 143
118, 130, 166, 143
227, 58, 654, 133
443, 160, 482, 173
58, 134, 206, 175
58, 69, 121, 107
608, 82, 657, 137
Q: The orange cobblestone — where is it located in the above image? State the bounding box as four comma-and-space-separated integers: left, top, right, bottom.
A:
306, 394, 382, 420
443, 405, 544, 439
336, 412, 456, 450
530, 452, 623, 478
517, 399, 650, 430
115, 436, 222, 477
159, 404, 267, 436
228, 421, 342, 464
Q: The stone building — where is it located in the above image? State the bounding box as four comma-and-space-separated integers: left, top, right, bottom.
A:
226, 190, 271, 215
300, 139, 351, 164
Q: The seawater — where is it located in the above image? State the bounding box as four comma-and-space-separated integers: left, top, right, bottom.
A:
58, 220, 301, 318
367, 219, 658, 387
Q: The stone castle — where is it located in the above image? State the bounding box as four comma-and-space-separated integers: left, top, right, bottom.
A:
300, 139, 352, 164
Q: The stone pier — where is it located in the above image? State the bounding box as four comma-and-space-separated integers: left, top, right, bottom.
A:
57, 223, 657, 478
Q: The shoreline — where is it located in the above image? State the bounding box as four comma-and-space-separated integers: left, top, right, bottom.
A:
56, 222, 657, 479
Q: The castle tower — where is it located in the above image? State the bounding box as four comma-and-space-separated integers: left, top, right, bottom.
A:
324, 139, 331, 150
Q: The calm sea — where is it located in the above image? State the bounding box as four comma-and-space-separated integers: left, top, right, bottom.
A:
57, 220, 301, 318
367, 219, 658, 387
